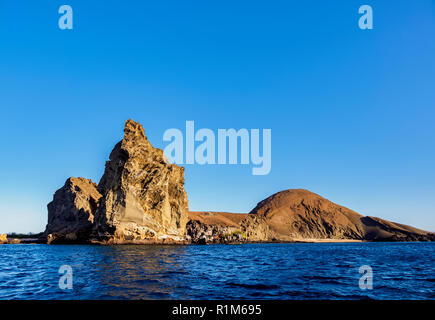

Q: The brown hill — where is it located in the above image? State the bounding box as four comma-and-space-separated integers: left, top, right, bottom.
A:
187, 189, 434, 243
249, 189, 434, 241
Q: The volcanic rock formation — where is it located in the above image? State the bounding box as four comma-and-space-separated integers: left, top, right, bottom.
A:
92, 119, 189, 244
248, 189, 364, 241
43, 177, 101, 244
187, 212, 275, 243
248, 189, 435, 241
187, 212, 249, 244
43, 120, 434, 245
189, 189, 435, 243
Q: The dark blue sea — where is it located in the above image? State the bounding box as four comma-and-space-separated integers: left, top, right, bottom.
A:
0, 243, 433, 300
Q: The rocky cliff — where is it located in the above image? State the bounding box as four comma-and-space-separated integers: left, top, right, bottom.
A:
187, 212, 274, 244
187, 212, 249, 244
43, 177, 101, 243
91, 119, 189, 244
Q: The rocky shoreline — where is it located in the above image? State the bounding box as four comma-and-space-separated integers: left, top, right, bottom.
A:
2, 119, 433, 245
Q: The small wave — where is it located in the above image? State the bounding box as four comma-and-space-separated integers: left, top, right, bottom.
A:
302, 275, 344, 284
225, 282, 280, 290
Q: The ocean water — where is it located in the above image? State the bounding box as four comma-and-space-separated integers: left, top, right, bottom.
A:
0, 243, 433, 300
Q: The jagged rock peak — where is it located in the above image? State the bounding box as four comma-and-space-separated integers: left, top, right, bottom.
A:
125, 118, 147, 138
122, 119, 152, 149
92, 119, 189, 244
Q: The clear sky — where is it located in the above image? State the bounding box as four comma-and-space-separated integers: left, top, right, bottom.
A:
0, 1, 434, 233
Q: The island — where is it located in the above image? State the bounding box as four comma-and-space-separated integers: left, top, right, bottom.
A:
2, 119, 433, 245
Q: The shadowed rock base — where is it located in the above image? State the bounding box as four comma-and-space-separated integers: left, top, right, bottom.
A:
43, 177, 101, 244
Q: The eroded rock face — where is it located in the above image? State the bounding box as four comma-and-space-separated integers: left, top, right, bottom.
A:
186, 212, 274, 244
186, 220, 247, 244
92, 119, 189, 244
240, 215, 275, 242
44, 177, 101, 244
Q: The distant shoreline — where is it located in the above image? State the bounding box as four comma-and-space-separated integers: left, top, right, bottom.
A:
4, 238, 435, 245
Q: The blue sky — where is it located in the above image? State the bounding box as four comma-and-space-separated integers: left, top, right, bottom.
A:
0, 1, 434, 233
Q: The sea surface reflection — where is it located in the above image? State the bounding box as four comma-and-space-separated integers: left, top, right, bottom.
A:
0, 243, 434, 299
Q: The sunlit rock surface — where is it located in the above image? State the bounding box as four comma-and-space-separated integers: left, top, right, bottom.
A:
92, 119, 189, 244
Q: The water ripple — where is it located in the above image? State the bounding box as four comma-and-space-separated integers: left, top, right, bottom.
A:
0, 243, 434, 299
